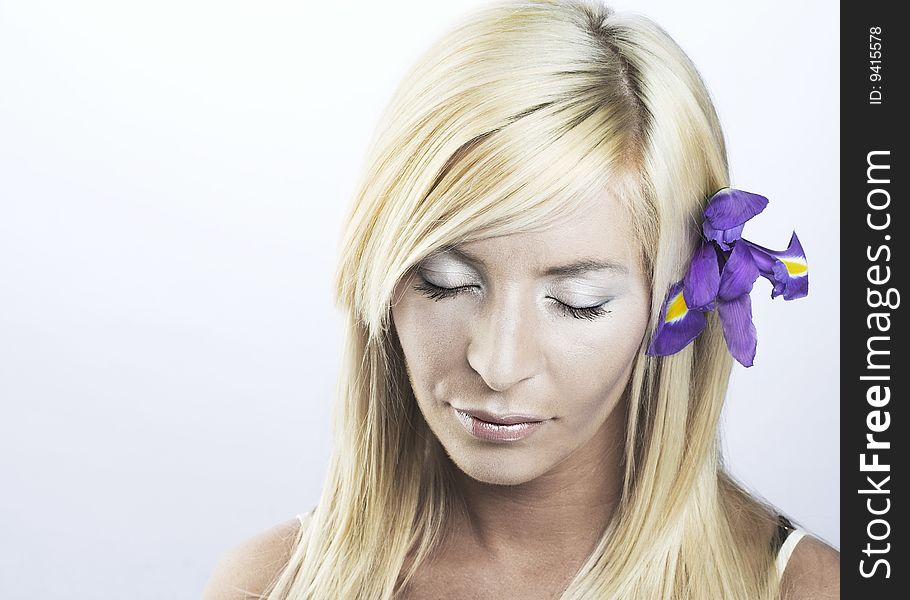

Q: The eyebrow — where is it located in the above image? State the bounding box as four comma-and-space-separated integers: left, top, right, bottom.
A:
439, 246, 629, 277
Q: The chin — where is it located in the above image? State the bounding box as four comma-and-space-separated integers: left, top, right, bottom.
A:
445, 445, 551, 486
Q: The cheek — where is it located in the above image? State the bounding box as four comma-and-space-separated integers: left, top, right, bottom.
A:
544, 300, 649, 416
392, 294, 468, 395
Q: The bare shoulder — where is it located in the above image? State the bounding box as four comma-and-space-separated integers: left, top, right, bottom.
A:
201, 517, 303, 600
780, 534, 840, 600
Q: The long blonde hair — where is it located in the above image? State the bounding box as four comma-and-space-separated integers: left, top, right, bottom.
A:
268, 1, 786, 598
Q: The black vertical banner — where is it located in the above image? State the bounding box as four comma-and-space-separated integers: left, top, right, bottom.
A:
841, 1, 906, 597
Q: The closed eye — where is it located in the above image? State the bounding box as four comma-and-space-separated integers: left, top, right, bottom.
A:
546, 297, 612, 320
413, 280, 478, 301
413, 279, 611, 321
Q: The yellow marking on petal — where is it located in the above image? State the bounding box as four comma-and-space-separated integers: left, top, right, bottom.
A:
783, 258, 808, 276
665, 291, 689, 323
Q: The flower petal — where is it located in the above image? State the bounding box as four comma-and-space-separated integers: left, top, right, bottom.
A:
682, 241, 721, 310
704, 188, 769, 230
646, 281, 708, 356
703, 221, 744, 251
717, 241, 760, 302
741, 232, 809, 300
717, 294, 758, 367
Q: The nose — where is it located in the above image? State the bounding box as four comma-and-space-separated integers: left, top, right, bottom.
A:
466, 288, 540, 392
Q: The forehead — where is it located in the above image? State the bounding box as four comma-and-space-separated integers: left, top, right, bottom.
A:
455, 190, 638, 272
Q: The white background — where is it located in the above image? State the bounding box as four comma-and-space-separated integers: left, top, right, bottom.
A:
0, 1, 838, 598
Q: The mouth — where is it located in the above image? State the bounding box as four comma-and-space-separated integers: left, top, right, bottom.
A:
453, 407, 549, 442
456, 407, 547, 425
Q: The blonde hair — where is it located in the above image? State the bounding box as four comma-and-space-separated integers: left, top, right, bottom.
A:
268, 1, 786, 598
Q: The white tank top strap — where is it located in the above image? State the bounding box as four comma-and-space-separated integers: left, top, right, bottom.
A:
775, 527, 808, 577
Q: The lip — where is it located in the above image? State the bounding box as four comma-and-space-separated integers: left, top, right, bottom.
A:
453, 407, 548, 442
457, 408, 547, 425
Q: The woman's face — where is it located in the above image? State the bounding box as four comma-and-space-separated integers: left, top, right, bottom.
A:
391, 191, 652, 486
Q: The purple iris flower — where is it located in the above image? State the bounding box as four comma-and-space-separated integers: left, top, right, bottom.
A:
740, 232, 809, 301
645, 280, 709, 357
646, 187, 809, 368
644, 241, 719, 357
702, 188, 769, 250
715, 242, 760, 367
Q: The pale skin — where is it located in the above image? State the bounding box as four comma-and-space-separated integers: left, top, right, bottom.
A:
201, 192, 840, 599
386, 192, 648, 598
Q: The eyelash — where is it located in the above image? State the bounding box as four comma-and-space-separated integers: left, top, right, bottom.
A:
412, 280, 612, 321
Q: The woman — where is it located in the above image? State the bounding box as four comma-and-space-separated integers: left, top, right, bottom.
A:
203, 1, 838, 598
